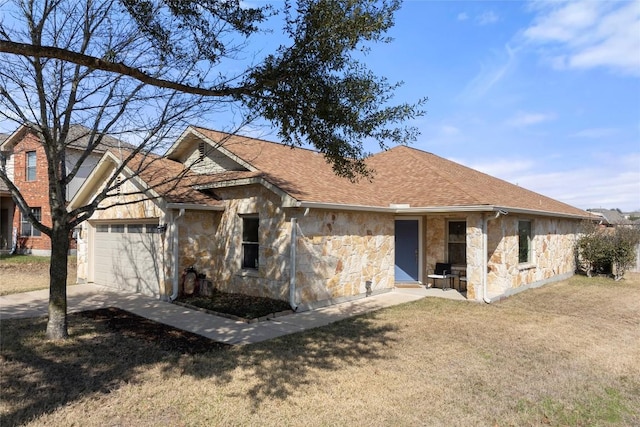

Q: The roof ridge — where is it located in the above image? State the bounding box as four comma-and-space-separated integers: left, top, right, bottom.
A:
193, 126, 324, 155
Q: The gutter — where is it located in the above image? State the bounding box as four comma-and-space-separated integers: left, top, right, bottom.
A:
482, 210, 508, 303
293, 201, 590, 219
169, 208, 185, 301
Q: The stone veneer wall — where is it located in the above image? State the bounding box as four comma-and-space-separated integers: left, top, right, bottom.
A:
485, 216, 578, 298
177, 185, 291, 300
294, 210, 395, 305
177, 185, 395, 304
423, 213, 578, 301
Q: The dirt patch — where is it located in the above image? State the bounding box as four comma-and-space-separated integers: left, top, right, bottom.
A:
78, 307, 230, 354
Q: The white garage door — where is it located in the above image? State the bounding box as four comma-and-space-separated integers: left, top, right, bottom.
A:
93, 222, 162, 296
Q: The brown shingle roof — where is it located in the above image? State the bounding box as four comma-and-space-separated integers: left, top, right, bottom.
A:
192, 127, 590, 218
118, 150, 223, 207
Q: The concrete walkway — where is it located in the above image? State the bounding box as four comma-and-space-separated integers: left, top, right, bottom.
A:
0, 285, 466, 345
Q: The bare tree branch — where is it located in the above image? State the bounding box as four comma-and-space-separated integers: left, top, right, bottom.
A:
0, 40, 254, 97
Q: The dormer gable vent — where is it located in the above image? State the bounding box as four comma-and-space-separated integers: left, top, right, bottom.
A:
198, 142, 206, 159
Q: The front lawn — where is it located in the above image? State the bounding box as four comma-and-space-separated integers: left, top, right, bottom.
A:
1, 274, 639, 426
0, 255, 77, 295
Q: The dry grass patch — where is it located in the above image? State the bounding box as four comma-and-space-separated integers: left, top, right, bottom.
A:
0, 255, 77, 295
1, 274, 639, 426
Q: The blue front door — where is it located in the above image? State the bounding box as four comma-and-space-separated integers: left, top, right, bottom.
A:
395, 219, 419, 282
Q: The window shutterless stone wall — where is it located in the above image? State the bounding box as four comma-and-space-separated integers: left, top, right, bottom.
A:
177, 185, 395, 304
485, 216, 578, 298
424, 213, 578, 301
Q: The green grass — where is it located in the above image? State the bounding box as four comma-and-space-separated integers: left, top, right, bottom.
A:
0, 254, 52, 263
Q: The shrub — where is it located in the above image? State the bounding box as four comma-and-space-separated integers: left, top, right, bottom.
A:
576, 222, 640, 280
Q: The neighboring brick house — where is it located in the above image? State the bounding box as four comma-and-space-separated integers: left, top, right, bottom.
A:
0, 125, 127, 255
71, 126, 593, 309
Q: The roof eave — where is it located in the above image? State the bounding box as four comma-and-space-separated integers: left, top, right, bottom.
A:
292, 201, 593, 219
194, 177, 298, 207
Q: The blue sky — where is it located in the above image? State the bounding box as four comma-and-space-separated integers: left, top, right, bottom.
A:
358, 0, 640, 212
2, 0, 638, 211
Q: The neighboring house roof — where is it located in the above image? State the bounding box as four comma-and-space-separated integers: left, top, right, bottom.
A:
163, 127, 591, 219
0, 124, 131, 154
587, 209, 635, 226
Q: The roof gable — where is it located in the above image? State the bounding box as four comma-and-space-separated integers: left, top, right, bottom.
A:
68, 149, 223, 211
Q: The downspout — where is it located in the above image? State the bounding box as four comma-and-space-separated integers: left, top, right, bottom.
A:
169, 208, 185, 301
483, 210, 507, 303
289, 208, 309, 311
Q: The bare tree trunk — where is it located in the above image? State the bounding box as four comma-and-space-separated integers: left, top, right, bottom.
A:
46, 224, 70, 340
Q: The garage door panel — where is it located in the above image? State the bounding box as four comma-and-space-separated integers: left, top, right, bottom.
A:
93, 223, 161, 297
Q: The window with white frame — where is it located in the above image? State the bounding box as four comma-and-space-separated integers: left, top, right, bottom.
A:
242, 216, 259, 269
20, 207, 41, 237
26, 151, 36, 181
447, 220, 466, 266
518, 220, 532, 264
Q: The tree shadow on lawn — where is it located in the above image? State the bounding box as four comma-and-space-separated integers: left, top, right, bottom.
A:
1, 307, 398, 425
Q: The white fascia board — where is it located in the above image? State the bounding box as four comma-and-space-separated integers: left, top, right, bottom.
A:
293, 201, 496, 214
67, 151, 119, 210
164, 126, 194, 159
0, 125, 29, 152
68, 150, 165, 212
293, 202, 590, 219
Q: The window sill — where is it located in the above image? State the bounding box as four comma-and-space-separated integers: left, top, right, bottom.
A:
239, 268, 260, 278
518, 263, 535, 271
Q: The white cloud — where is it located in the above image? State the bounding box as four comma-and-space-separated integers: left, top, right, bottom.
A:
441, 125, 461, 136
457, 12, 468, 21
458, 158, 535, 180
459, 44, 518, 101
460, 154, 640, 211
570, 128, 619, 139
506, 111, 556, 127
523, 1, 640, 76
477, 11, 499, 26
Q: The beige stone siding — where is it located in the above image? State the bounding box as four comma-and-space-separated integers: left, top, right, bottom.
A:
422, 213, 578, 301
177, 185, 291, 300
77, 170, 580, 305
485, 216, 578, 299
178, 185, 395, 304
293, 210, 395, 304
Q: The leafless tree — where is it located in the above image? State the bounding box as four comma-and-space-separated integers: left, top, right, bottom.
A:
0, 0, 424, 339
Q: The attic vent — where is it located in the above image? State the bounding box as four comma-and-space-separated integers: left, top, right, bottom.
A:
115, 176, 122, 195
198, 142, 206, 159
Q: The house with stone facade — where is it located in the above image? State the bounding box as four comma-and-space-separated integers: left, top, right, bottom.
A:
0, 124, 129, 255
71, 126, 592, 309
